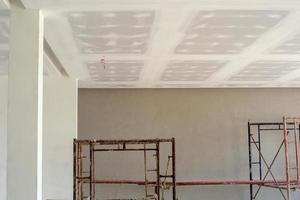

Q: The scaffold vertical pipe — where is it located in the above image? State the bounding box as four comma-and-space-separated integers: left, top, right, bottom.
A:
73, 139, 76, 200
172, 138, 176, 200
293, 120, 300, 185
283, 117, 291, 200
248, 122, 253, 200
258, 125, 262, 180
92, 143, 95, 200
79, 143, 83, 199
89, 142, 93, 200
143, 144, 148, 197
156, 142, 161, 200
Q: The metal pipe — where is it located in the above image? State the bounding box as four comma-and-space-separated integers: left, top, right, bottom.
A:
172, 138, 176, 200
143, 144, 148, 197
258, 125, 262, 180
73, 139, 76, 200
293, 120, 300, 185
89, 142, 93, 200
81, 179, 300, 186
93, 148, 157, 152
156, 142, 161, 200
283, 117, 291, 200
76, 139, 173, 145
248, 122, 253, 200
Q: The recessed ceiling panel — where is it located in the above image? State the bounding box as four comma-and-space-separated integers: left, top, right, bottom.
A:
292, 76, 300, 81
68, 11, 155, 54
272, 83, 300, 87
218, 83, 264, 87
86, 60, 143, 82
161, 61, 226, 81
270, 33, 300, 54
175, 10, 287, 55
230, 61, 300, 81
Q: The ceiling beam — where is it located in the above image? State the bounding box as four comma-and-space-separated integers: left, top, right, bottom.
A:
43, 38, 69, 77
44, 16, 89, 79
0, 0, 10, 9
19, 0, 38, 8
140, 8, 194, 86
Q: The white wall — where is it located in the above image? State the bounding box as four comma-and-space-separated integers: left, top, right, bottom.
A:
78, 88, 300, 200
43, 77, 77, 200
0, 77, 7, 200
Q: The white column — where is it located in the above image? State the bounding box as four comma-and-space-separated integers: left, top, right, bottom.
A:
7, 0, 44, 199
43, 77, 78, 200
0, 77, 8, 200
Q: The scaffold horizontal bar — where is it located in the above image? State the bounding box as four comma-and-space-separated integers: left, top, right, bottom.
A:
78, 179, 300, 186
75, 138, 173, 145
93, 148, 157, 152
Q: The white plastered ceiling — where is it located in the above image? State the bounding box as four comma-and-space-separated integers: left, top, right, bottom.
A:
0, 11, 8, 76
4, 0, 300, 88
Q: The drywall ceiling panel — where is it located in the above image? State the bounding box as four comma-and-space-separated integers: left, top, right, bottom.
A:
271, 33, 300, 54
175, 10, 287, 54
68, 11, 154, 54
87, 60, 143, 82
230, 61, 300, 81
160, 61, 226, 81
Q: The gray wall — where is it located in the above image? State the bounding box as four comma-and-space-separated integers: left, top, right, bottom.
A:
78, 89, 300, 200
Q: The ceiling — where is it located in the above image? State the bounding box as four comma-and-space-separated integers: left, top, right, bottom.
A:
3, 0, 300, 88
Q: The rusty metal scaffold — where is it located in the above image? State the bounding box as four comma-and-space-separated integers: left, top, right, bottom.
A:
73, 117, 300, 200
248, 117, 300, 200
73, 138, 176, 200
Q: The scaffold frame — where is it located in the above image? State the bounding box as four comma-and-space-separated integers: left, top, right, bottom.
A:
73, 138, 176, 200
248, 117, 300, 200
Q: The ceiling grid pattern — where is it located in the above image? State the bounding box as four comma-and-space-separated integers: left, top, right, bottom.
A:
52, 8, 300, 88
4, 0, 300, 88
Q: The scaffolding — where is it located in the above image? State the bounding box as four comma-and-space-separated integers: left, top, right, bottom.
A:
248, 117, 300, 200
73, 138, 176, 200
73, 117, 300, 200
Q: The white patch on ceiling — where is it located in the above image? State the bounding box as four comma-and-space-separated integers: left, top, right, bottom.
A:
85, 60, 143, 82
175, 10, 288, 54
230, 61, 300, 81
271, 33, 300, 54
161, 61, 227, 81
68, 11, 155, 54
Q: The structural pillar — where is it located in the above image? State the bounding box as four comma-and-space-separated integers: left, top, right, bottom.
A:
43, 77, 78, 200
7, 1, 44, 199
